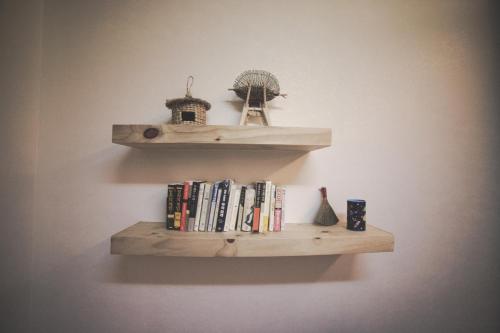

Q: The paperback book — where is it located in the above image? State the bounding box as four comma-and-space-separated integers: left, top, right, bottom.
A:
274, 187, 285, 231
253, 182, 265, 232
235, 186, 246, 231
215, 180, 231, 232
242, 187, 255, 232
207, 182, 221, 232
228, 186, 241, 231
180, 181, 191, 231
198, 182, 212, 231
269, 184, 276, 232
166, 184, 175, 230
193, 182, 206, 231
260, 180, 272, 232
173, 184, 183, 230
188, 181, 201, 231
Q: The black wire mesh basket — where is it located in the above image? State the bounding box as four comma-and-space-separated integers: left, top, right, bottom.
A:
230, 70, 283, 106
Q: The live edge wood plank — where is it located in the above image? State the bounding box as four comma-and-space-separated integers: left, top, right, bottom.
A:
112, 124, 331, 151
110, 222, 394, 257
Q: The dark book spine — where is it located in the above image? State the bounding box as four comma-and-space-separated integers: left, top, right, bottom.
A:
239, 186, 246, 208
189, 182, 200, 219
173, 184, 183, 230
237, 186, 246, 230
252, 182, 264, 232
166, 184, 175, 230
215, 180, 230, 232
188, 182, 200, 231
260, 183, 267, 207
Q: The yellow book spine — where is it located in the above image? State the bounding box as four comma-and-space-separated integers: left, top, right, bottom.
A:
263, 216, 269, 231
174, 212, 181, 228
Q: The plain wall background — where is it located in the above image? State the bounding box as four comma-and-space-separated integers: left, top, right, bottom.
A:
0, 1, 42, 332
1, 0, 499, 332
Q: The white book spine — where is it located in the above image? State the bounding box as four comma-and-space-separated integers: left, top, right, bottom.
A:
269, 184, 276, 232
224, 183, 236, 232
280, 188, 286, 230
198, 183, 212, 231
241, 188, 255, 232
193, 183, 205, 232
229, 187, 241, 231
260, 180, 272, 232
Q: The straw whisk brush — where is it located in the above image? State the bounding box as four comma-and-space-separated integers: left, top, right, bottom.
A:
314, 187, 339, 226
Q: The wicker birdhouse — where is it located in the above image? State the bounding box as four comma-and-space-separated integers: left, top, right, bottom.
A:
166, 76, 211, 125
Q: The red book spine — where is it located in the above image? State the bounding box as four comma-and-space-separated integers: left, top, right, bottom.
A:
252, 207, 261, 232
180, 181, 190, 231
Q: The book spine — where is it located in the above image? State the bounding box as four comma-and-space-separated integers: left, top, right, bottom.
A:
166, 184, 175, 230
269, 184, 276, 232
216, 180, 230, 232
280, 187, 286, 231
236, 186, 246, 231
187, 182, 200, 231
260, 181, 271, 232
252, 182, 264, 232
193, 182, 205, 231
228, 187, 240, 231
207, 183, 221, 231
198, 183, 212, 231
223, 182, 235, 232
174, 184, 183, 230
211, 188, 222, 231
242, 187, 254, 232
180, 181, 191, 231
274, 187, 284, 232
274, 209, 282, 232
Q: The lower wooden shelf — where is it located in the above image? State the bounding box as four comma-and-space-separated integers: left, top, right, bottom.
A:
110, 222, 394, 257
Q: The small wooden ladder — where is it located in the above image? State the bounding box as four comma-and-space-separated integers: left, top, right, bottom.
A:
239, 84, 271, 126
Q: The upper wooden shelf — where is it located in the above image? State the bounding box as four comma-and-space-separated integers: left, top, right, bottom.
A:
111, 222, 394, 257
112, 124, 331, 151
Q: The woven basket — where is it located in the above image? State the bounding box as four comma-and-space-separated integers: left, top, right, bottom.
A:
167, 98, 210, 125
165, 76, 210, 125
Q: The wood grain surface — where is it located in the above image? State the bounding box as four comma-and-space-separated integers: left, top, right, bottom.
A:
112, 124, 331, 151
111, 222, 394, 257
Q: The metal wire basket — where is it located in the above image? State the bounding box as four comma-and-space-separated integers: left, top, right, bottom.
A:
229, 70, 286, 126
165, 76, 211, 125
229, 70, 285, 105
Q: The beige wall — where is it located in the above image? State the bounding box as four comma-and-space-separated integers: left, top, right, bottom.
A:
0, 0, 42, 332
1, 0, 499, 332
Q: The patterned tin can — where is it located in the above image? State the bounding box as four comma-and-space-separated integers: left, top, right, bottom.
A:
347, 199, 366, 231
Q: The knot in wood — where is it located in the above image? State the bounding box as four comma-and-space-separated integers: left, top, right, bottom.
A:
143, 127, 159, 139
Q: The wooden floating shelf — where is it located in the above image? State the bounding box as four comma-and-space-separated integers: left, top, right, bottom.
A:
112, 124, 331, 151
110, 222, 394, 257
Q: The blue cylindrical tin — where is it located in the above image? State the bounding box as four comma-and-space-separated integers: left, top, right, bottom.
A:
347, 199, 366, 231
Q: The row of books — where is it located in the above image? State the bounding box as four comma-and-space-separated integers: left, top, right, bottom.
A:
166, 180, 286, 232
